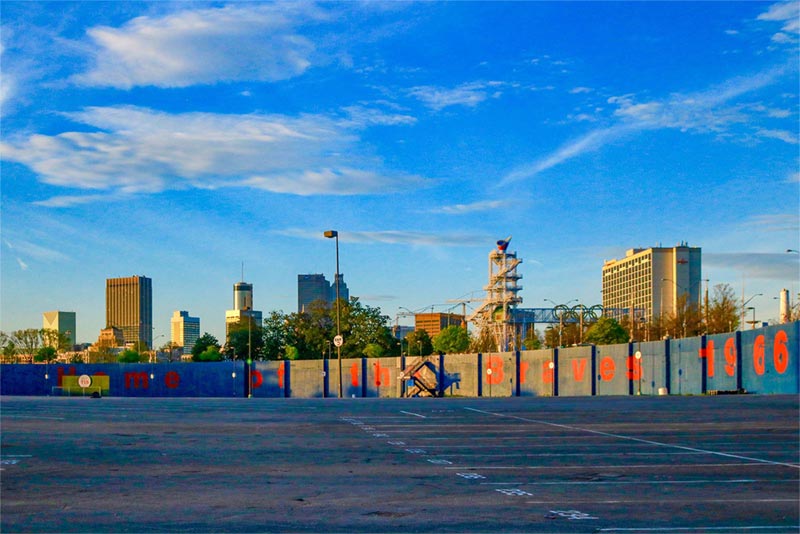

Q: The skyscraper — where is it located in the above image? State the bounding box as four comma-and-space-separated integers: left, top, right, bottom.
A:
297, 273, 349, 312
225, 281, 262, 339
602, 244, 702, 324
106, 275, 152, 348
171, 310, 200, 355
42, 311, 76, 348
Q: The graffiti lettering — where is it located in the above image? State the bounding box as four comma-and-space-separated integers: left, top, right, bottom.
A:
754, 335, 766, 376
374, 362, 390, 387
774, 330, 789, 374
251, 370, 263, 389
124, 372, 149, 389
350, 362, 360, 387
626, 355, 642, 381
487, 355, 504, 385
542, 361, 554, 384
572, 358, 587, 382
164, 371, 180, 389
698, 342, 714, 378
724, 338, 736, 377
599, 357, 615, 381
519, 361, 529, 384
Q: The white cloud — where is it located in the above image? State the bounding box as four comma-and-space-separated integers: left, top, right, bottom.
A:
501, 64, 791, 185
757, 2, 800, 43
569, 86, 593, 94
276, 228, 492, 247
430, 199, 509, 215
0, 105, 428, 201
71, 4, 324, 88
755, 128, 798, 144
407, 81, 505, 111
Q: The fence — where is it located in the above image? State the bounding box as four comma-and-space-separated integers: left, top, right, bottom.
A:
1, 322, 797, 398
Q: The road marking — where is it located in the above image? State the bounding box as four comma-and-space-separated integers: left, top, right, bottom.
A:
598, 527, 800, 532
496, 488, 532, 496
547, 509, 598, 520
445, 463, 766, 470
527, 499, 799, 504
3, 415, 66, 420
463, 407, 800, 469
400, 411, 426, 418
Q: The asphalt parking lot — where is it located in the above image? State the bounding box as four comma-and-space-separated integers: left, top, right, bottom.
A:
1, 395, 798, 533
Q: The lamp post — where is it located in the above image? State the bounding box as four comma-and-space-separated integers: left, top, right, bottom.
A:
741, 293, 762, 332
324, 230, 343, 398
747, 306, 757, 329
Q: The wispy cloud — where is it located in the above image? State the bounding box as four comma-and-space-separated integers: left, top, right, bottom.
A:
1, 105, 428, 202
757, 1, 800, 43
276, 228, 492, 247
407, 81, 507, 111
705, 252, 799, 280
429, 199, 510, 215
500, 63, 791, 185
71, 4, 326, 88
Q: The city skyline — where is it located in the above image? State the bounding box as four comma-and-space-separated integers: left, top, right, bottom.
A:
2, 2, 798, 344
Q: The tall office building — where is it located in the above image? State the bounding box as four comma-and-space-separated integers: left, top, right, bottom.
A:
42, 311, 76, 348
602, 244, 702, 323
171, 310, 200, 355
297, 273, 349, 312
225, 281, 262, 338
414, 313, 465, 338
106, 275, 153, 348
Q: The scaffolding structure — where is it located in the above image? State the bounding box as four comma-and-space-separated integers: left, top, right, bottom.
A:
467, 236, 523, 351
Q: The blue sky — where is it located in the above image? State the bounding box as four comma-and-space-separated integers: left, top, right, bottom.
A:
1, 1, 798, 344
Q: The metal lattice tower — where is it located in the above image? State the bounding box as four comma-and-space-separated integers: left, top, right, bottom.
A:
468, 236, 523, 351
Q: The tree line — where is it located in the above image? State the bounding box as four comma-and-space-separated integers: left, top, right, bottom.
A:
2, 283, 794, 363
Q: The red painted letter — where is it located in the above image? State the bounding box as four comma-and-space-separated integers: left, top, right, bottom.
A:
164, 371, 180, 389
374, 362, 390, 387
519, 361, 529, 385
599, 357, 615, 381
542, 361, 554, 384
699, 341, 714, 378
572, 358, 587, 382
350, 362, 360, 387
724, 338, 736, 377
277, 363, 285, 389
753, 335, 765, 376
487, 355, 504, 385
251, 370, 263, 389
774, 330, 789, 374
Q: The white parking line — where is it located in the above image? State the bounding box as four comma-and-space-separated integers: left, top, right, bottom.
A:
400, 411, 427, 418
598, 526, 800, 532
463, 407, 800, 469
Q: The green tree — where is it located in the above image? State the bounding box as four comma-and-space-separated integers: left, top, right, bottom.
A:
469, 327, 496, 353
262, 310, 290, 360
191, 333, 220, 360
521, 329, 542, 350
584, 317, 629, 345
362, 343, 385, 358
665, 294, 704, 338
432, 325, 470, 354
197, 346, 223, 362
227, 318, 265, 360
406, 329, 433, 356
705, 283, 740, 334
118, 349, 142, 363
13, 329, 41, 362
34, 346, 58, 363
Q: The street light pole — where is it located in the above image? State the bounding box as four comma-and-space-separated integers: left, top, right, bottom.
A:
324, 230, 343, 398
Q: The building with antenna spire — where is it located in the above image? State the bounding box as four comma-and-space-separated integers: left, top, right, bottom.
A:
225, 280, 262, 339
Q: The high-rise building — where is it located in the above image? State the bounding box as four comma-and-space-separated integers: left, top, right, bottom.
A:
414, 313, 465, 338
42, 311, 76, 348
171, 311, 200, 355
106, 275, 152, 348
225, 281, 262, 338
602, 244, 702, 324
297, 273, 350, 312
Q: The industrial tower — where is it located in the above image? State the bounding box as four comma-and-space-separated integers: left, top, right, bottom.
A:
468, 236, 523, 351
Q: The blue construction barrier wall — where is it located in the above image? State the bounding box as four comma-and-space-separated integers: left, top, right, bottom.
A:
2, 322, 798, 398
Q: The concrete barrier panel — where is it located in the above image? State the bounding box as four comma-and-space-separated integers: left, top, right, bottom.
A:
741, 323, 799, 394
251, 361, 287, 398
519, 350, 556, 397
365, 358, 399, 398
442, 353, 478, 397
596, 344, 630, 396
558, 346, 594, 397
481, 352, 515, 397
669, 337, 703, 395
287, 360, 326, 398
705, 333, 739, 392
638, 341, 668, 395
